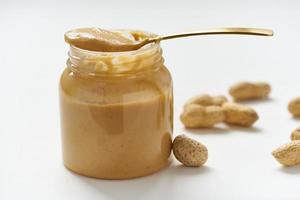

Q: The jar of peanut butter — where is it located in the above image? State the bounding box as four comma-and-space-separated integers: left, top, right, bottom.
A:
60, 29, 173, 179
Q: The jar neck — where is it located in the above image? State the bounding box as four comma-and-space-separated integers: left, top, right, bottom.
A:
67, 42, 164, 76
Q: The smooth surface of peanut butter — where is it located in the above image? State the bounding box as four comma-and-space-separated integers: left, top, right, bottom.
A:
60, 30, 173, 179
64, 28, 148, 52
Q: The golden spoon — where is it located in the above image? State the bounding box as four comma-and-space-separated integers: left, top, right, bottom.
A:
134, 27, 274, 50
65, 27, 273, 52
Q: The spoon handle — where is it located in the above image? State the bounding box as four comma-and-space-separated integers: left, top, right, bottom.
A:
150, 27, 273, 42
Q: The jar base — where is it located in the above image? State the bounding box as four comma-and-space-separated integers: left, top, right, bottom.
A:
63, 159, 172, 180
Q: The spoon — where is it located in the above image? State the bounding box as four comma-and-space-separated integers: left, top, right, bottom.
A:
65, 27, 273, 52
133, 27, 273, 51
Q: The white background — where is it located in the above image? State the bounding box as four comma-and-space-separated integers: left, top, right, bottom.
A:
1, 0, 300, 199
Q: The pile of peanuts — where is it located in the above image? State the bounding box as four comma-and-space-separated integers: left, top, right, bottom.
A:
180, 82, 271, 129
172, 81, 300, 168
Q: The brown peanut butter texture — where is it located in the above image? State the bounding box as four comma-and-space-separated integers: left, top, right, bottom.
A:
64, 27, 146, 52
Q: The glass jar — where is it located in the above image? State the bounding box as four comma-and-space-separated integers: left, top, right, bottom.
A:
59, 31, 173, 179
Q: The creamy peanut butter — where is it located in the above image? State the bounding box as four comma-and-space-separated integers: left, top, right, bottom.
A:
64, 27, 148, 52
60, 29, 173, 179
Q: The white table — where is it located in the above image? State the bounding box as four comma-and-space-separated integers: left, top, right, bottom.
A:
1, 1, 300, 199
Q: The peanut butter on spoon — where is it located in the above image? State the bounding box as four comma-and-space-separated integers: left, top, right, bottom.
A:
65, 27, 273, 52
64, 27, 141, 52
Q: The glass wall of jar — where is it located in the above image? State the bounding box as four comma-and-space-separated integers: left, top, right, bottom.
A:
59, 31, 173, 179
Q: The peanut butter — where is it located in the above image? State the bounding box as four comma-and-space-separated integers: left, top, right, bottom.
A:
64, 27, 147, 52
60, 29, 173, 179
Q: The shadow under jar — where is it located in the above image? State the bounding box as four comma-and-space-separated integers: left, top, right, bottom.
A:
59, 31, 173, 179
